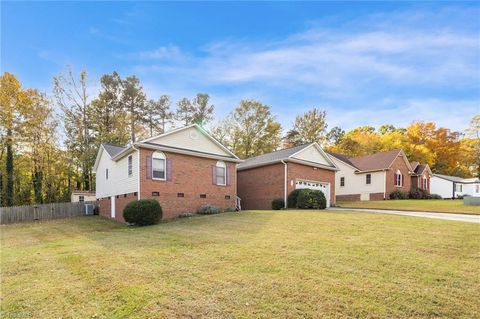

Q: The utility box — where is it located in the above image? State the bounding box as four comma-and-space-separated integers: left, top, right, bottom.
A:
85, 204, 95, 215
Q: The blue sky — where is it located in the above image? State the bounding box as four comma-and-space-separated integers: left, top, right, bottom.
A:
2, 1, 479, 132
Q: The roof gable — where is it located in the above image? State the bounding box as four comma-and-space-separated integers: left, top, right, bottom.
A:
238, 143, 337, 170
139, 124, 238, 159
290, 144, 335, 167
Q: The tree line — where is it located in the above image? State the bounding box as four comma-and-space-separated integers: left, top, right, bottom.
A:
1, 69, 479, 206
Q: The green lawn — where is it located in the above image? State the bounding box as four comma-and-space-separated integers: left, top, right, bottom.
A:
1, 212, 479, 318
337, 199, 480, 214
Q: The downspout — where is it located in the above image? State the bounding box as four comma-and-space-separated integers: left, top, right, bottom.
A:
132, 144, 141, 200
281, 160, 287, 208
383, 170, 387, 199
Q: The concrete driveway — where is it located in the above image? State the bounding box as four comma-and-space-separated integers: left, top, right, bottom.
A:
329, 207, 480, 223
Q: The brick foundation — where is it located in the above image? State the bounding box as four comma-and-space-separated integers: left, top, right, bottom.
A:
336, 194, 361, 201
369, 192, 385, 201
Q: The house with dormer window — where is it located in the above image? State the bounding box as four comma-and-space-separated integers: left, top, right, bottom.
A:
93, 124, 242, 222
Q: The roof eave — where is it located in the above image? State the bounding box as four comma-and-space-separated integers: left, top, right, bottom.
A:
137, 143, 243, 163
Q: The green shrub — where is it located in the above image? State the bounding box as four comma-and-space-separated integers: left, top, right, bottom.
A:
123, 199, 162, 226
271, 198, 285, 210
287, 189, 303, 208
389, 190, 408, 200
197, 204, 221, 214
408, 188, 430, 199
430, 194, 442, 199
296, 189, 327, 209
224, 207, 237, 212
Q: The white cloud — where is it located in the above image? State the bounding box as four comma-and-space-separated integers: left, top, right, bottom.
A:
120, 7, 479, 132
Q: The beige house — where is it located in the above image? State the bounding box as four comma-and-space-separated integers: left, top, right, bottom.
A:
71, 191, 96, 203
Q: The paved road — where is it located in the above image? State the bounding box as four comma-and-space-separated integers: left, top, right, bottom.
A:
329, 207, 480, 223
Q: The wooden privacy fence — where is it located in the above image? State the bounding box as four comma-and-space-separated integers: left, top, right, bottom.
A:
0, 201, 96, 225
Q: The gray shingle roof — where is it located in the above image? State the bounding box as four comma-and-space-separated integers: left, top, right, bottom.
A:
327, 149, 404, 172
434, 174, 479, 183
237, 144, 310, 169
102, 143, 126, 158
326, 151, 359, 169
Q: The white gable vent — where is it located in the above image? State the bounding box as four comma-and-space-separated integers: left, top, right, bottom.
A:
189, 131, 199, 140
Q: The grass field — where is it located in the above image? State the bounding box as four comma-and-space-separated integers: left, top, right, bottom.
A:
336, 199, 480, 214
1, 211, 479, 318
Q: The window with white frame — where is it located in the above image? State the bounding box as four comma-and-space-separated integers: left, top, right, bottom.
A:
476, 185, 479, 193
128, 155, 133, 176
340, 177, 345, 187
106, 168, 109, 180
79, 195, 84, 202
394, 170, 403, 187
366, 174, 371, 185
422, 176, 427, 189
152, 151, 166, 180
216, 161, 226, 185
455, 183, 463, 192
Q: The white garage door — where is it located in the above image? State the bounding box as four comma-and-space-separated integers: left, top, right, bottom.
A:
295, 179, 330, 207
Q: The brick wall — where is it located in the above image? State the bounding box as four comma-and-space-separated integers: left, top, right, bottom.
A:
139, 148, 237, 219
336, 194, 361, 201
237, 162, 336, 210
369, 192, 385, 201
237, 163, 284, 210
386, 155, 412, 196
287, 162, 336, 206
97, 192, 138, 223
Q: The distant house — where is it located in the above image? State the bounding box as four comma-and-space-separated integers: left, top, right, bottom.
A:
93, 124, 242, 222
71, 191, 96, 203
410, 162, 432, 192
430, 174, 480, 198
327, 149, 413, 201
237, 143, 338, 209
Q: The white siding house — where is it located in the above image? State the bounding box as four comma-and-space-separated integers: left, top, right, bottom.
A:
329, 156, 386, 200
430, 174, 480, 198
94, 144, 139, 199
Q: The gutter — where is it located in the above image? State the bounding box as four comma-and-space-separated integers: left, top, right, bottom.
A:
281, 160, 288, 208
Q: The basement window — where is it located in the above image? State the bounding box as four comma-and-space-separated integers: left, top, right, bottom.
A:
200, 194, 207, 198
152, 192, 160, 197
225, 195, 231, 200
177, 193, 184, 198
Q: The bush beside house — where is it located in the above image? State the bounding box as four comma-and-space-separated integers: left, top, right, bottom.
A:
290, 189, 327, 209
271, 198, 285, 210
123, 199, 162, 226
390, 188, 442, 200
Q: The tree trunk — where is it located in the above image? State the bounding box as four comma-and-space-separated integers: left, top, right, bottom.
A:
32, 169, 43, 204
130, 103, 136, 142
6, 129, 14, 206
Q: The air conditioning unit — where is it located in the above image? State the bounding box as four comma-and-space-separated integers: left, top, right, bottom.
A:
85, 204, 95, 215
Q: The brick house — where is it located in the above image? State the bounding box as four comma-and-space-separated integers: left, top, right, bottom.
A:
410, 162, 432, 192
327, 149, 413, 201
93, 124, 242, 222
237, 143, 339, 209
